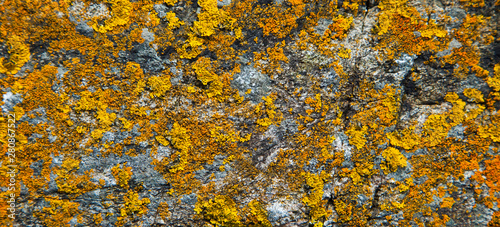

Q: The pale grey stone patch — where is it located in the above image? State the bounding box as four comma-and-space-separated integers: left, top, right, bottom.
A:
217, 0, 232, 7
75, 22, 94, 37
142, 28, 155, 44
447, 124, 465, 140
393, 53, 417, 82
48, 135, 57, 143
267, 201, 289, 222
84, 3, 110, 19
437, 38, 462, 57
449, 38, 462, 49
153, 4, 167, 18
472, 203, 494, 226
314, 18, 333, 36
231, 64, 271, 103
1, 91, 22, 112
180, 193, 197, 205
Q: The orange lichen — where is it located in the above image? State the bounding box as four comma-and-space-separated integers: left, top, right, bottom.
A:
54, 158, 97, 197
440, 197, 455, 208
255, 93, 283, 130
254, 41, 289, 76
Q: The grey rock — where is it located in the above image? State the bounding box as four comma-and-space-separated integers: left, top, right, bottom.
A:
153, 4, 167, 19
267, 201, 289, 222
30, 159, 44, 177
279, 119, 299, 136
75, 22, 94, 38
314, 19, 333, 36
142, 28, 155, 44
180, 193, 197, 205
101, 131, 115, 143
231, 64, 271, 103
217, 0, 232, 7
447, 124, 465, 140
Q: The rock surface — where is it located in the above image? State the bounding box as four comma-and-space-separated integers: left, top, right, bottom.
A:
0, 0, 499, 226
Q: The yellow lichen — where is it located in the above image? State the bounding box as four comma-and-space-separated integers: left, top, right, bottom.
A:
387, 127, 420, 150
441, 197, 455, 208
192, 57, 219, 85
346, 125, 368, 150
117, 191, 150, 226
381, 147, 407, 174
164, 0, 178, 6
111, 163, 133, 189
302, 171, 329, 224
194, 195, 242, 226
96, 106, 117, 127
54, 158, 97, 197
165, 12, 185, 30
0, 35, 30, 75
147, 75, 172, 99
247, 200, 272, 227
36, 197, 80, 227
91, 0, 132, 33
464, 88, 485, 103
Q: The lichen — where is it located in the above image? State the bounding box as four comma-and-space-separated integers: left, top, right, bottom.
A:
0, 0, 498, 225
91, 0, 133, 33
111, 163, 133, 189
0, 35, 30, 75
194, 195, 242, 226
381, 147, 407, 174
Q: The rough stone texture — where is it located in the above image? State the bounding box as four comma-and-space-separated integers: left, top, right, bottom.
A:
0, 0, 499, 226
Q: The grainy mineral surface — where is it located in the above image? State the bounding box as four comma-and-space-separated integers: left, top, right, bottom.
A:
0, 0, 499, 226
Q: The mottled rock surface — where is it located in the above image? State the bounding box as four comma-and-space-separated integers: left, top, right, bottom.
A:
0, 0, 499, 226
